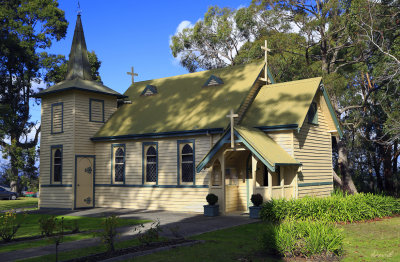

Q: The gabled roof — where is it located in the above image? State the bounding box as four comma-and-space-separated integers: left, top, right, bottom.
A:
34, 14, 124, 99
93, 60, 265, 139
196, 126, 301, 173
241, 77, 322, 128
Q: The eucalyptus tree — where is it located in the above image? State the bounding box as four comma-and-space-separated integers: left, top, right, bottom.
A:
0, 0, 68, 192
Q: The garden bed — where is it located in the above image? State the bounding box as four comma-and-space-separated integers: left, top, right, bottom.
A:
63, 238, 198, 262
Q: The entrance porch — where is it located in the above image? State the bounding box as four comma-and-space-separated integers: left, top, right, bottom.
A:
198, 126, 301, 214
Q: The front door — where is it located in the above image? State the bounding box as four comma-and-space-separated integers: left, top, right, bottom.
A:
75, 156, 94, 208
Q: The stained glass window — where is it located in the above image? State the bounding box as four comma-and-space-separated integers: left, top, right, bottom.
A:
114, 147, 124, 182
53, 149, 62, 182
146, 146, 157, 183
181, 144, 194, 183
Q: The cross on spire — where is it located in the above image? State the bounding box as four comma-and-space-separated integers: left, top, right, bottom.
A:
226, 109, 238, 149
260, 40, 271, 84
77, 1, 82, 15
127, 66, 138, 85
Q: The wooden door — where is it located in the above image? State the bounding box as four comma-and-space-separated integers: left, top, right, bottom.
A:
75, 156, 94, 208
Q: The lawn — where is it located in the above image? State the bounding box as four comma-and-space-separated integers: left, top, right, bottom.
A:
130, 218, 400, 262
13, 217, 400, 262
0, 213, 151, 254
0, 197, 38, 211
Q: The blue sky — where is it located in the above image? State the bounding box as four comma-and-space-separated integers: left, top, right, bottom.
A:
30, 0, 250, 125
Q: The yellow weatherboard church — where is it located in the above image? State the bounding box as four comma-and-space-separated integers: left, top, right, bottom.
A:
35, 14, 342, 213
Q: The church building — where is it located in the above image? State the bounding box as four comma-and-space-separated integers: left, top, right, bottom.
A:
35, 14, 342, 213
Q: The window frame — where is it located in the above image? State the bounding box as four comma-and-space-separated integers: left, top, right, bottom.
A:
111, 144, 125, 184
51, 102, 63, 134
50, 145, 63, 184
142, 142, 158, 185
307, 102, 318, 125
89, 98, 105, 123
177, 140, 195, 185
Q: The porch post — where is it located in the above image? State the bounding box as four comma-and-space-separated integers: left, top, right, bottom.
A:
281, 167, 285, 198
268, 167, 272, 199
251, 156, 257, 203
220, 153, 226, 215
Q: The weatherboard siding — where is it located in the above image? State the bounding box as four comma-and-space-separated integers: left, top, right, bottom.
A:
266, 131, 294, 157
39, 92, 75, 209
294, 94, 333, 197
93, 135, 214, 211
74, 90, 117, 156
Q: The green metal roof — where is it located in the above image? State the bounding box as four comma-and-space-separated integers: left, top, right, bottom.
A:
34, 14, 124, 99
234, 126, 300, 169
196, 125, 300, 172
241, 77, 322, 127
94, 60, 265, 138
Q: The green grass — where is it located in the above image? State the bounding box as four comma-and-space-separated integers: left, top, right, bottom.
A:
341, 216, 400, 261
17, 236, 169, 262
0, 197, 38, 211
14, 217, 400, 262
11, 214, 150, 238
0, 232, 93, 253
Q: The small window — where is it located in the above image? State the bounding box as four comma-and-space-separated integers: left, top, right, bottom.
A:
51, 146, 62, 183
90, 99, 104, 122
51, 103, 63, 134
112, 145, 125, 183
181, 143, 194, 183
143, 144, 158, 184
307, 102, 318, 125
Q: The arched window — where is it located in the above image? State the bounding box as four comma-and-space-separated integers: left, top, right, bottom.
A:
181, 144, 194, 183
114, 147, 125, 182
211, 160, 222, 186
146, 146, 157, 183
53, 148, 62, 182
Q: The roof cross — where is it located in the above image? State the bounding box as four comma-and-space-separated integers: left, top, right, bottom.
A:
226, 109, 238, 149
127, 66, 138, 85
260, 40, 271, 83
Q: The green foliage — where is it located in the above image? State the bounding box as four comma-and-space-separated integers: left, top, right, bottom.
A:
40, 50, 102, 86
260, 193, 400, 223
135, 219, 163, 245
250, 193, 263, 206
260, 219, 344, 258
206, 193, 218, 205
0, 210, 25, 242
97, 215, 120, 253
39, 216, 58, 237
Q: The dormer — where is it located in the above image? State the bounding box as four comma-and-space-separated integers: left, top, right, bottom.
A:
141, 85, 158, 96
203, 75, 224, 87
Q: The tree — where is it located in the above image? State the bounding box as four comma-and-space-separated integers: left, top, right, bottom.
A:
40, 50, 102, 86
0, 0, 68, 192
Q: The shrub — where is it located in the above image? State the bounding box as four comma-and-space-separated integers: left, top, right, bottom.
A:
260, 219, 344, 259
0, 210, 24, 242
206, 193, 218, 205
135, 219, 163, 245
251, 194, 263, 207
39, 216, 58, 237
97, 215, 120, 253
260, 193, 400, 223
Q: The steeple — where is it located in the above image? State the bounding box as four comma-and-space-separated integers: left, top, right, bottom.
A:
65, 14, 92, 81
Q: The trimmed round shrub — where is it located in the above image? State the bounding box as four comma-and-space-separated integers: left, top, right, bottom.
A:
206, 193, 218, 206
251, 193, 263, 207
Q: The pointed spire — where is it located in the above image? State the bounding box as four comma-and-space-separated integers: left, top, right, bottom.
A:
65, 14, 92, 81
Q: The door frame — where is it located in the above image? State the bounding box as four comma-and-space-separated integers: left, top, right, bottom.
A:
74, 155, 96, 209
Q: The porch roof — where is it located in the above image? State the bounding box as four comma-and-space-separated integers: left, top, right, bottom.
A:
196, 125, 301, 173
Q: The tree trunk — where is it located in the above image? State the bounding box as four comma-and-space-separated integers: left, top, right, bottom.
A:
10, 154, 19, 193
337, 139, 358, 194
383, 145, 393, 193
